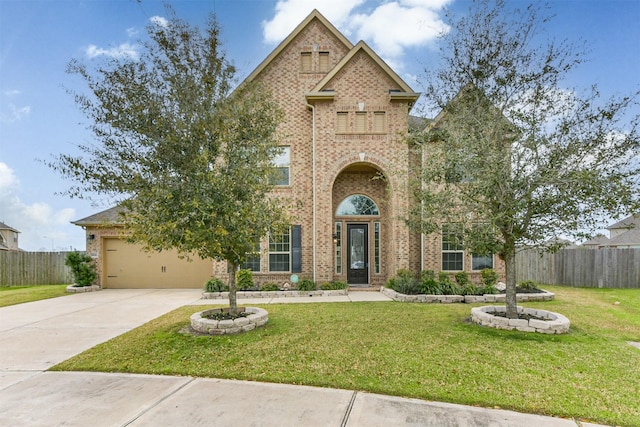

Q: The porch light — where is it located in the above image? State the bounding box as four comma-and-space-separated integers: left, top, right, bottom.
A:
87, 234, 95, 242
333, 233, 338, 244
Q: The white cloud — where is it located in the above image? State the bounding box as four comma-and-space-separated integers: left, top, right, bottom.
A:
150, 15, 169, 28
3, 89, 21, 96
0, 103, 30, 124
85, 42, 139, 60
0, 162, 19, 190
352, 2, 449, 58
0, 162, 81, 251
262, 0, 365, 43
262, 0, 451, 70
126, 27, 139, 37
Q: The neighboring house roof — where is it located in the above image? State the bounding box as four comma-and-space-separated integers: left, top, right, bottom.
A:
244, 9, 353, 84
543, 237, 575, 248
0, 221, 19, 233
409, 115, 431, 132
604, 227, 640, 248
430, 84, 517, 137
581, 235, 610, 247
72, 206, 127, 226
306, 40, 419, 104
607, 213, 639, 231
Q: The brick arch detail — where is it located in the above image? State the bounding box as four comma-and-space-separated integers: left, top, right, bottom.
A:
322, 152, 399, 194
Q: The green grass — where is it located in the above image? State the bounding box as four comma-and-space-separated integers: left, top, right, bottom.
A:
0, 284, 70, 307
50, 285, 640, 426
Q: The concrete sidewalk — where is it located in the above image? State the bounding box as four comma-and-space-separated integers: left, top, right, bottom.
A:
0, 289, 607, 426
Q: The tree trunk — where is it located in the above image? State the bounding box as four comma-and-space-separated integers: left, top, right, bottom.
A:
228, 261, 238, 316
504, 250, 518, 319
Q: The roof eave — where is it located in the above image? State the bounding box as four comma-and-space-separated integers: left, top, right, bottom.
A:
390, 91, 420, 103
305, 91, 336, 102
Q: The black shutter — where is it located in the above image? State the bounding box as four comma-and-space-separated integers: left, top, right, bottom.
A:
292, 225, 302, 273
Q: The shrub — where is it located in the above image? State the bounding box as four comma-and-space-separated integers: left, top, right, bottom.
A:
297, 279, 316, 291
438, 272, 461, 295
321, 281, 348, 290
454, 271, 470, 286
481, 283, 499, 294
481, 268, 499, 287
65, 252, 97, 286
420, 270, 436, 282
519, 280, 540, 291
204, 278, 228, 292
333, 281, 348, 290
260, 282, 280, 292
236, 269, 254, 291
420, 270, 441, 295
460, 283, 482, 296
385, 278, 396, 290
438, 271, 451, 284
396, 269, 415, 281
393, 271, 421, 295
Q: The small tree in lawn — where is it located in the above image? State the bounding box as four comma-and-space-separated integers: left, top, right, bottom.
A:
411, 0, 640, 318
49, 8, 288, 315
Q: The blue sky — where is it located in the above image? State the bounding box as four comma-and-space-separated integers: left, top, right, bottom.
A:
1, 0, 638, 251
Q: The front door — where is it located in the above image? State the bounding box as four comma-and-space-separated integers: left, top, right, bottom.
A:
347, 224, 368, 285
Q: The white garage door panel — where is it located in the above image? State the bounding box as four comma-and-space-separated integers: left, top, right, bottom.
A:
104, 239, 213, 289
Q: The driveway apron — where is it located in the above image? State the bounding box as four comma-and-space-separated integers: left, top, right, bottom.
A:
0, 289, 202, 383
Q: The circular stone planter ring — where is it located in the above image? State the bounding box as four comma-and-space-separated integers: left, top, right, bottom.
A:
190, 307, 268, 335
471, 306, 570, 334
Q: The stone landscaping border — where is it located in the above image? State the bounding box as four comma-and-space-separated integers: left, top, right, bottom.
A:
202, 289, 348, 299
66, 285, 101, 293
380, 287, 555, 303
190, 307, 268, 335
471, 305, 570, 334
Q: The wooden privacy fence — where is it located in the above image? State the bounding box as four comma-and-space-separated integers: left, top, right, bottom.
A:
516, 248, 640, 288
0, 251, 75, 286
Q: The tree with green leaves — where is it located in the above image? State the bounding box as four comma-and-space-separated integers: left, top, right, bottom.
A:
411, 0, 639, 318
49, 8, 288, 315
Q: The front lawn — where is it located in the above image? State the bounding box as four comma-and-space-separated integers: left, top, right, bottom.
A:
0, 284, 70, 307
50, 285, 640, 426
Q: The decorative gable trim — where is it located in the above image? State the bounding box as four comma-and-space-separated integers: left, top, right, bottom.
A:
307, 40, 419, 103
244, 9, 353, 84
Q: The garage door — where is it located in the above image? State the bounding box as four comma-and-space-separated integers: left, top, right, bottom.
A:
103, 239, 213, 289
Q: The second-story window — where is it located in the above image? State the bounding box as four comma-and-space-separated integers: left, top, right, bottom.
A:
270, 146, 290, 186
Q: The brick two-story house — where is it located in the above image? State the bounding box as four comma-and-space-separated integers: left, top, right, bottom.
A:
73, 10, 504, 289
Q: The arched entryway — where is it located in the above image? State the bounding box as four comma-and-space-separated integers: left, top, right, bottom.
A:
332, 163, 389, 286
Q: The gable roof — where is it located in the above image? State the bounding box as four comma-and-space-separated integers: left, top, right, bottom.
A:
0, 221, 19, 233
244, 9, 353, 84
72, 206, 127, 227
605, 227, 640, 247
581, 234, 610, 247
305, 40, 419, 103
607, 213, 639, 230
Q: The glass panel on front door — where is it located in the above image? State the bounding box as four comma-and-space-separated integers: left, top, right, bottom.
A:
347, 224, 368, 284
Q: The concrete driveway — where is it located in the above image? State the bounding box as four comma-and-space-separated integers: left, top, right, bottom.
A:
0, 289, 607, 426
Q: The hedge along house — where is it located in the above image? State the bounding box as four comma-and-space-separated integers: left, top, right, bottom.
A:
73, 10, 505, 289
